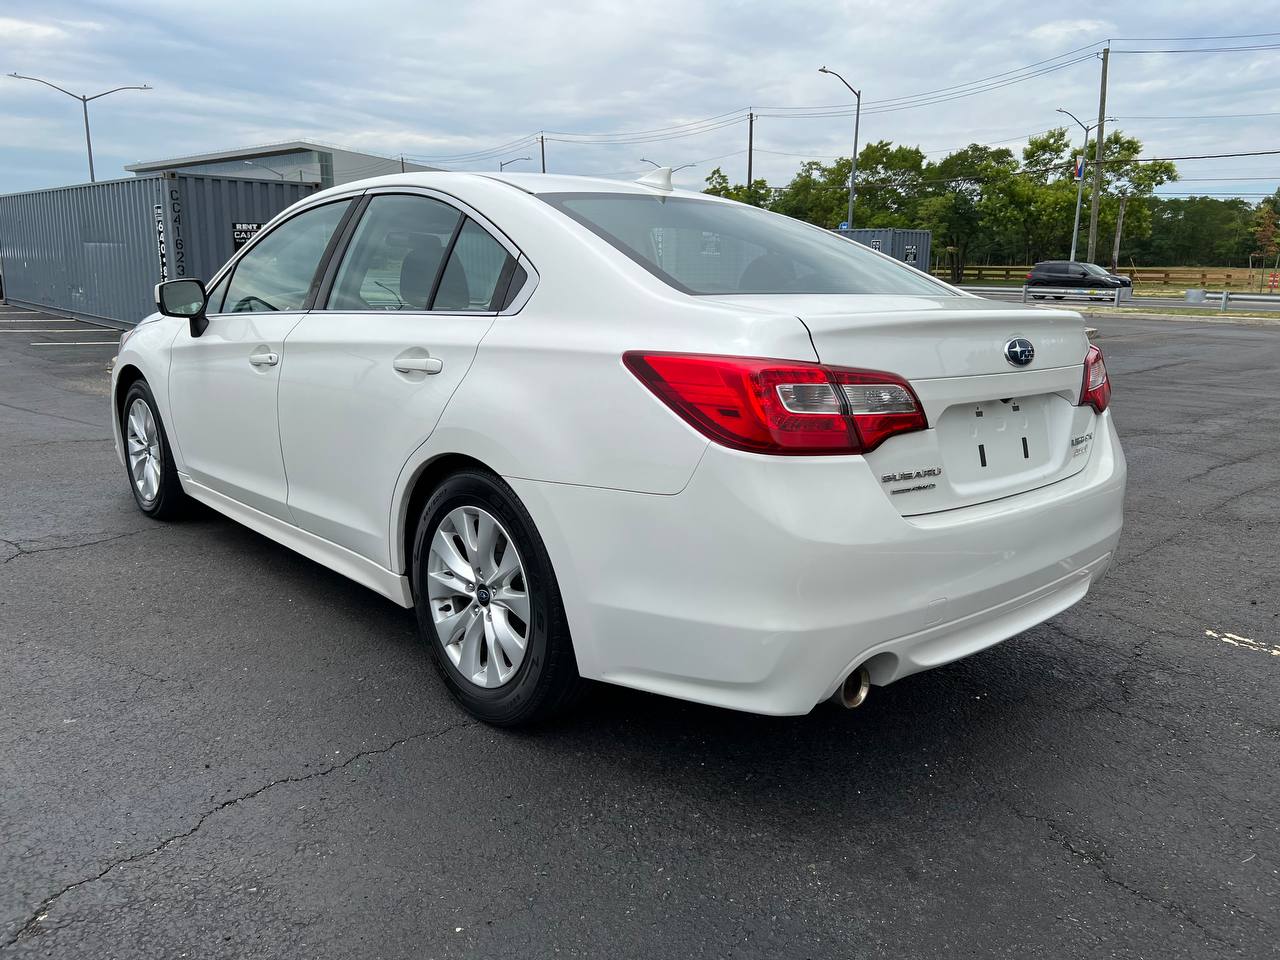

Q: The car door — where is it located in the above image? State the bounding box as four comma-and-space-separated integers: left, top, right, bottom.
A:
167, 198, 354, 520
276, 190, 525, 565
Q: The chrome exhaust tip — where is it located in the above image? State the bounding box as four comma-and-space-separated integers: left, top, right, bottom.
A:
830, 666, 871, 709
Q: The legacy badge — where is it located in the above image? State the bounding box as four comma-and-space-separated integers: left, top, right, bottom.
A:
882, 466, 942, 495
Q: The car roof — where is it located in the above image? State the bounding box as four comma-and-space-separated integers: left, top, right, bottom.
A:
332, 170, 717, 201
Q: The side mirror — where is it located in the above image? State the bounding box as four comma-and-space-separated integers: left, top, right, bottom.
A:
156, 279, 209, 337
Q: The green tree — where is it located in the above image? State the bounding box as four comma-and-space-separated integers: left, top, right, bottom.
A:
1255, 205, 1279, 260
1126, 196, 1255, 266
1091, 131, 1179, 267
702, 167, 771, 207
767, 159, 852, 227
917, 144, 1019, 280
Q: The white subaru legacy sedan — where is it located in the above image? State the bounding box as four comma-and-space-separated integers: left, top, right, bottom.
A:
111, 170, 1125, 725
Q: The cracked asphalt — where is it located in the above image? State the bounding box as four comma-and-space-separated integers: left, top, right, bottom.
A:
1, 302, 1277, 958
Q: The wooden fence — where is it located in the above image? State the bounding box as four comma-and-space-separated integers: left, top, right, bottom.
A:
932, 265, 1280, 291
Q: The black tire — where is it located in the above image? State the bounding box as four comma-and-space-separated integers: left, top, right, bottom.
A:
120, 380, 187, 520
411, 469, 582, 726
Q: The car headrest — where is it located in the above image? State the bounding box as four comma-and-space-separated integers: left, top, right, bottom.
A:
399, 239, 443, 308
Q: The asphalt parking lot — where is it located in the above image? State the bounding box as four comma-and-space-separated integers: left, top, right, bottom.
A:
1, 302, 1277, 959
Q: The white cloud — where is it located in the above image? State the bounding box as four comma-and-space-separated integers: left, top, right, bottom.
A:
0, 0, 1274, 201
0, 16, 68, 43
1028, 19, 1113, 43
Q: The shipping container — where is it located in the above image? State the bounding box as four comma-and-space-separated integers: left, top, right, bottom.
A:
0, 173, 316, 327
835, 228, 932, 272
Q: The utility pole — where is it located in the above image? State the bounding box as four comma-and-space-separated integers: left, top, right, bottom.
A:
8, 73, 151, 182
1085, 47, 1110, 263
818, 66, 861, 229
746, 112, 754, 189
400, 155, 405, 172
539, 134, 546, 173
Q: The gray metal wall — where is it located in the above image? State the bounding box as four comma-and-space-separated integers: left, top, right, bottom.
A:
0, 173, 315, 326
836, 228, 932, 271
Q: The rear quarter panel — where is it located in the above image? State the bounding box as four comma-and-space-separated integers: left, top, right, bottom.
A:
387, 180, 820, 569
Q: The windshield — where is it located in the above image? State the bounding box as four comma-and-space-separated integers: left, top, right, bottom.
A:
539, 192, 953, 297
1081, 263, 1111, 277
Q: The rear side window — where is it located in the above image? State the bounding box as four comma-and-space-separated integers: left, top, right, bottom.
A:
539, 192, 950, 297
222, 201, 350, 313
433, 219, 516, 312
328, 195, 461, 310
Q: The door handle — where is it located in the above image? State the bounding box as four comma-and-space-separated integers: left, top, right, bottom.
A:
249, 351, 279, 367
393, 355, 443, 375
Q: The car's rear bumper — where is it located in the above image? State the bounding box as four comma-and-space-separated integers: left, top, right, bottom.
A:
509, 411, 1126, 716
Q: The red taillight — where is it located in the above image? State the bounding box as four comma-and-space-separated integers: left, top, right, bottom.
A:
1080, 344, 1111, 413
622, 352, 927, 455
1026, 272, 1033, 280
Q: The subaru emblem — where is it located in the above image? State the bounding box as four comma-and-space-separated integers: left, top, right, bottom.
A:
1004, 338, 1035, 367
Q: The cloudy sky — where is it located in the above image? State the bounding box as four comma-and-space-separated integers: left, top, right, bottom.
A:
1, 0, 1277, 198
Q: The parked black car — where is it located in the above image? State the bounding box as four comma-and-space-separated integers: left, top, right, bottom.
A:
1026, 261, 1132, 297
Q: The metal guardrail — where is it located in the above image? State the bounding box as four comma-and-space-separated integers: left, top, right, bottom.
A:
961, 285, 1130, 305
1191, 290, 1280, 311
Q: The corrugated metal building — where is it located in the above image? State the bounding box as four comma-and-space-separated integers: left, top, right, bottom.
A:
0, 173, 315, 327
835, 228, 932, 271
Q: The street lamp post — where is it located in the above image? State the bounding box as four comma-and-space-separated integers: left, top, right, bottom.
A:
1056, 107, 1115, 263
8, 73, 152, 182
818, 66, 861, 230
499, 156, 531, 171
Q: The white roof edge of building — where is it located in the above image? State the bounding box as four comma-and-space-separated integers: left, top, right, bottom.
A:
126, 139, 437, 172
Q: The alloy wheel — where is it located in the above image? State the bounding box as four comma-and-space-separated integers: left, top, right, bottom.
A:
426, 505, 531, 688
125, 398, 163, 503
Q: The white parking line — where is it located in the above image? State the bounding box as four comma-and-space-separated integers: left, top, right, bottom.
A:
28, 340, 119, 346
1205, 629, 1280, 657
0, 329, 104, 334
0, 318, 79, 323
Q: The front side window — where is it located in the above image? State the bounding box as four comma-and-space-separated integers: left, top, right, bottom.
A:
204, 270, 230, 314
328, 195, 462, 310
223, 201, 350, 313
539, 192, 951, 297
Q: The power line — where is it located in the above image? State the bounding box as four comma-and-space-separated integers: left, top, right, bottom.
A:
410, 39, 1102, 161
1152, 193, 1280, 199
542, 107, 750, 141
1114, 42, 1280, 53
397, 33, 1279, 171
1109, 148, 1280, 162
757, 147, 1280, 194
1115, 111, 1280, 120
1106, 31, 1280, 41
407, 132, 541, 163
760, 40, 1102, 112
543, 114, 749, 146
756, 56, 1096, 120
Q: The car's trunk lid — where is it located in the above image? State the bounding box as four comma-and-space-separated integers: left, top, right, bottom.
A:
708, 294, 1098, 515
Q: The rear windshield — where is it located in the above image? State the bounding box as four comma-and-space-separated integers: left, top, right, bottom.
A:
538, 192, 952, 297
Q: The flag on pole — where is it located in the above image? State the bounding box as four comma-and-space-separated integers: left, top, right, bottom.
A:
1073, 155, 1085, 181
